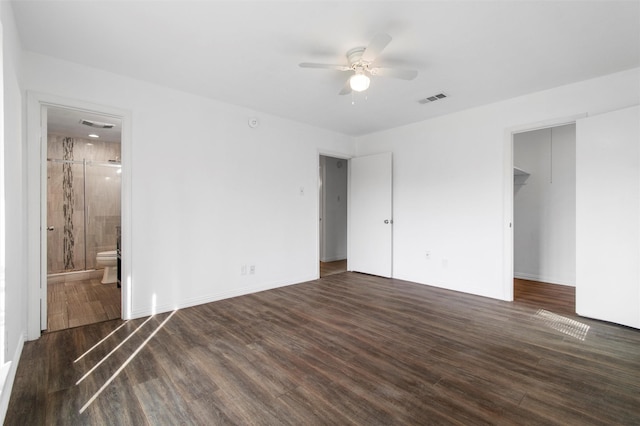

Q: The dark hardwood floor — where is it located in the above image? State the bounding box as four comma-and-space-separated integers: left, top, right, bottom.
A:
6, 273, 640, 425
319, 259, 347, 277
514, 278, 576, 316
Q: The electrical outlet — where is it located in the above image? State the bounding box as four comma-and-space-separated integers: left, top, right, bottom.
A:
249, 265, 256, 275
241, 265, 247, 275
425, 251, 431, 259
442, 258, 449, 268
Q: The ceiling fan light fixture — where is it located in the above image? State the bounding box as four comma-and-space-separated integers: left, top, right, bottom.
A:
349, 72, 370, 92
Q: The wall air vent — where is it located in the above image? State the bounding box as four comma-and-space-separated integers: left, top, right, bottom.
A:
418, 93, 447, 104
80, 119, 115, 129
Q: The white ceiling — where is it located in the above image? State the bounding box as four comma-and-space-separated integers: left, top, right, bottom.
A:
12, 1, 640, 136
47, 107, 122, 143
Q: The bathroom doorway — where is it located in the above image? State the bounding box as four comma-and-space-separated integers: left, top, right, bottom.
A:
45, 106, 122, 331
319, 155, 348, 277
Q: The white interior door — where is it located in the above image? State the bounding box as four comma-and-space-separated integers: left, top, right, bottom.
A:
576, 105, 640, 329
349, 152, 393, 278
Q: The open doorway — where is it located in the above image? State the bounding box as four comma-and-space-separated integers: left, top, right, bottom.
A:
319, 155, 348, 277
512, 123, 576, 315
45, 106, 122, 331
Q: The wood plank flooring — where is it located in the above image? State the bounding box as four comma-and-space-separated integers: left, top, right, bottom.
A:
6, 273, 640, 425
47, 277, 121, 332
514, 278, 576, 316
319, 259, 347, 277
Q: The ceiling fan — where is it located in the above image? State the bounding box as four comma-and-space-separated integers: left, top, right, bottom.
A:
299, 33, 418, 95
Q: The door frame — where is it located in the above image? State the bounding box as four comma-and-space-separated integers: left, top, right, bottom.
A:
26, 92, 133, 340
502, 113, 586, 302
317, 150, 352, 278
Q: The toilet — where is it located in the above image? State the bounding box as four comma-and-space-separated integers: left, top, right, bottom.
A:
96, 250, 118, 284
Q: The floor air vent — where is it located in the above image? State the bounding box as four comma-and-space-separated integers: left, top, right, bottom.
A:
419, 93, 447, 104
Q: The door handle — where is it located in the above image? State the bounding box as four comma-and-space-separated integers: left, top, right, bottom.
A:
384, 219, 393, 224
47, 226, 55, 231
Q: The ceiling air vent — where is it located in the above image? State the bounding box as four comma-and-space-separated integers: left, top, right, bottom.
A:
418, 93, 447, 104
80, 119, 116, 129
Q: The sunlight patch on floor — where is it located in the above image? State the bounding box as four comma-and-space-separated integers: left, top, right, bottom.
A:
76, 316, 153, 385
74, 320, 129, 363
533, 309, 590, 341
78, 310, 177, 414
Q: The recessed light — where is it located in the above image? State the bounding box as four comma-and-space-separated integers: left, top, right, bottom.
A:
88, 134, 99, 138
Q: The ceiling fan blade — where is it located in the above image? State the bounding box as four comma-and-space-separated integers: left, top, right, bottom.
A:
372, 67, 418, 80
338, 78, 352, 95
361, 33, 392, 63
299, 63, 351, 71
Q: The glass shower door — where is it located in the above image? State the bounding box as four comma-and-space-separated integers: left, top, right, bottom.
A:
85, 163, 122, 270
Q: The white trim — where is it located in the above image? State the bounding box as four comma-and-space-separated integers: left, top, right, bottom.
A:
514, 272, 575, 287
0, 18, 5, 368
320, 255, 347, 263
503, 113, 586, 302
502, 128, 514, 301
0, 333, 24, 423
26, 92, 41, 340
39, 105, 47, 329
26, 92, 133, 340
318, 154, 324, 277
509, 114, 587, 135
128, 274, 316, 319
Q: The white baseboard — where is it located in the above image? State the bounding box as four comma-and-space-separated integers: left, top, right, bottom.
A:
320, 255, 346, 263
0, 333, 24, 423
129, 274, 318, 319
514, 272, 575, 287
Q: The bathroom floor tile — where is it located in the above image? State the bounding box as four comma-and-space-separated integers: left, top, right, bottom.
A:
46, 276, 121, 332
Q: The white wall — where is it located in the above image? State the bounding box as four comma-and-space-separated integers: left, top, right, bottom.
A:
19, 56, 640, 333
0, 1, 25, 421
576, 105, 640, 329
320, 156, 347, 262
514, 124, 576, 286
22, 52, 354, 319
355, 68, 639, 301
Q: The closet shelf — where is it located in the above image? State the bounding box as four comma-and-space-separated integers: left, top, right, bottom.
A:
513, 166, 530, 186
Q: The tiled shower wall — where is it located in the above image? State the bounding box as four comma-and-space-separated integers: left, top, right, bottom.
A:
47, 134, 121, 274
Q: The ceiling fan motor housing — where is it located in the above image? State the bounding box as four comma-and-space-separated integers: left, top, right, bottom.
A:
347, 47, 368, 68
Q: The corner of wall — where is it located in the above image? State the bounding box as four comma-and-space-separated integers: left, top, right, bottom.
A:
0, 332, 24, 423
